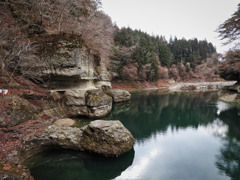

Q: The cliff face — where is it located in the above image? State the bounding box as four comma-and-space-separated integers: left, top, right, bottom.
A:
13, 34, 110, 90
0, 0, 113, 90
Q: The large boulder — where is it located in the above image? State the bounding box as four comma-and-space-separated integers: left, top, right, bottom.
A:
16, 125, 84, 163
15, 120, 134, 163
81, 120, 134, 157
85, 89, 112, 118
105, 89, 131, 102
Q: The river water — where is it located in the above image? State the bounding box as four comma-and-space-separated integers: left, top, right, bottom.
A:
26, 91, 240, 180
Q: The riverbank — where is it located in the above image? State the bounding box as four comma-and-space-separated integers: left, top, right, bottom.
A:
112, 80, 236, 92
169, 81, 236, 91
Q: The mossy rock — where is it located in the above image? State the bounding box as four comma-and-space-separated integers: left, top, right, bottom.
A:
86, 89, 112, 107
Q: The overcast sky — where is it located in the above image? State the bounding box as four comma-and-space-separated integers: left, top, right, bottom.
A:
101, 0, 239, 54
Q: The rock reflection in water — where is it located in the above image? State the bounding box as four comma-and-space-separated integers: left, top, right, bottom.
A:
26, 149, 134, 180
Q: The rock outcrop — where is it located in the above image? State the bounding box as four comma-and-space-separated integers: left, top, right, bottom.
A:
85, 89, 112, 118
33, 34, 99, 90
63, 89, 112, 118
15, 120, 134, 163
219, 83, 240, 104
0, 2, 133, 178
104, 89, 131, 102
218, 50, 240, 104
28, 34, 130, 118
63, 89, 89, 117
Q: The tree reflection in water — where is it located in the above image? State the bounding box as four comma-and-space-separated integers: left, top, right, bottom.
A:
108, 91, 240, 179
107, 91, 219, 141
216, 107, 240, 180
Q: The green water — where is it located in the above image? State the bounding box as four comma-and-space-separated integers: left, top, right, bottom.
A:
26, 91, 240, 180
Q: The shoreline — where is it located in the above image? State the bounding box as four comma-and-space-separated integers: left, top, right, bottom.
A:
112, 80, 237, 92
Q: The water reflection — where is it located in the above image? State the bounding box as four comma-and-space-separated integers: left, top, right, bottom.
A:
26, 91, 240, 180
107, 91, 240, 179
216, 106, 240, 180
106, 91, 219, 142
26, 149, 134, 180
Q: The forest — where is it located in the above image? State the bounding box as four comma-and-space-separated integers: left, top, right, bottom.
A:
111, 27, 217, 82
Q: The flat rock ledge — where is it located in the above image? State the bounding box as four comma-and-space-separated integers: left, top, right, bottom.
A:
15, 120, 134, 164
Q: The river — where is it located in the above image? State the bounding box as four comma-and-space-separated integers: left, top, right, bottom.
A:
25, 91, 240, 180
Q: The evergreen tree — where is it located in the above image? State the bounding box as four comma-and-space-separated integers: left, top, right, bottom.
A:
111, 27, 217, 81
158, 42, 171, 67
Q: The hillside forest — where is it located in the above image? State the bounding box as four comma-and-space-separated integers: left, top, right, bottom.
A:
111, 27, 218, 82
0, 0, 239, 86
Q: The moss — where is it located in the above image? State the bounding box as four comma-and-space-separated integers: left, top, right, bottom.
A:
75, 120, 90, 128
90, 94, 103, 103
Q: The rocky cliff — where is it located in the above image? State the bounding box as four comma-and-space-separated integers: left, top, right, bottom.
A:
0, 1, 132, 178
218, 50, 240, 104
31, 34, 110, 90
3, 32, 131, 119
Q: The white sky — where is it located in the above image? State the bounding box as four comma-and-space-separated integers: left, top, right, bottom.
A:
101, 0, 239, 54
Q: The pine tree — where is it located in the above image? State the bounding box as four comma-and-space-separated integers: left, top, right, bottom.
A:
158, 42, 171, 67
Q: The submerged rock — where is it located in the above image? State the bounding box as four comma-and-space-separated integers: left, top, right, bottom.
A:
81, 120, 134, 157
16, 120, 134, 163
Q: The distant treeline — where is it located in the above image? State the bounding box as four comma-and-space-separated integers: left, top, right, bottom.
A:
111, 27, 216, 81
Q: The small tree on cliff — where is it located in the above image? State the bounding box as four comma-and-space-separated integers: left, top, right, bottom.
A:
217, 3, 240, 83
217, 3, 240, 48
